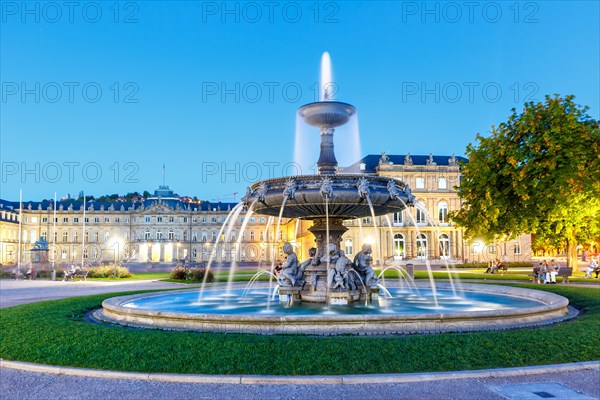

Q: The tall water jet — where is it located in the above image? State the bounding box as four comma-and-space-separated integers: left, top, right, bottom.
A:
320, 51, 334, 101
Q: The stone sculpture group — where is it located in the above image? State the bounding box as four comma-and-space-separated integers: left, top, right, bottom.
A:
277, 241, 379, 291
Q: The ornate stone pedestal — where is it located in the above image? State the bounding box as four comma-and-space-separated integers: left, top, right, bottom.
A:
279, 286, 302, 306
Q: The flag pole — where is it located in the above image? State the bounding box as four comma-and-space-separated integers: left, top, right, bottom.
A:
52, 192, 57, 279
81, 193, 86, 268
17, 189, 23, 276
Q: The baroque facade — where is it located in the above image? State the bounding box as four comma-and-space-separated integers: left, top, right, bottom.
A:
0, 154, 532, 269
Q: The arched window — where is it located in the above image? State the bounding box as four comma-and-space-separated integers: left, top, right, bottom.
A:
438, 202, 449, 224
41, 231, 47, 241
201, 231, 208, 242
62, 232, 68, 242
345, 238, 353, 255
439, 233, 450, 259
393, 234, 405, 258
93, 231, 99, 242
144, 230, 151, 240
416, 233, 428, 259
192, 248, 197, 259
168, 229, 174, 240
192, 231, 198, 242
156, 230, 163, 240
250, 231, 255, 241
72, 231, 78, 243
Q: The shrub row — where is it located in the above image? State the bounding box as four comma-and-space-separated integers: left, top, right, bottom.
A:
87, 265, 133, 278
170, 266, 214, 282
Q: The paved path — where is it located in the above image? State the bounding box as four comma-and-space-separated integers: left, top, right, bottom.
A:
1, 279, 599, 399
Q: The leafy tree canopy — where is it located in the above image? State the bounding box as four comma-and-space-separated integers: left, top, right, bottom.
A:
452, 95, 600, 264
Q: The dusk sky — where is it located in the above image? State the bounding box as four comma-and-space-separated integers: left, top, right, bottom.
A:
2, 1, 599, 201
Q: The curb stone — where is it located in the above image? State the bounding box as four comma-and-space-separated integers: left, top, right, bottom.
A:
1, 359, 598, 385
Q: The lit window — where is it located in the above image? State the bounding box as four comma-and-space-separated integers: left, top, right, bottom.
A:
393, 234, 405, 258
438, 202, 449, 224
345, 238, 353, 255
514, 243, 521, 255
439, 234, 450, 258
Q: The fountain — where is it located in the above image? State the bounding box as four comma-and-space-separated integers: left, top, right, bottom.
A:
96, 54, 571, 335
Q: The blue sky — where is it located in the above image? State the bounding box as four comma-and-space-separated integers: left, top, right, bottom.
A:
1, 1, 599, 201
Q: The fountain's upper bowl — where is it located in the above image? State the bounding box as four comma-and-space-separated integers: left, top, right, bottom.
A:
243, 174, 415, 219
298, 101, 356, 128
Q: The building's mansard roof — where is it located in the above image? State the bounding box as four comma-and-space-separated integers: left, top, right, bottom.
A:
0, 198, 238, 213
344, 154, 468, 173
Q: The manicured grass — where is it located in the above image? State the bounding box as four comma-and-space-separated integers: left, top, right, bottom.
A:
0, 285, 598, 375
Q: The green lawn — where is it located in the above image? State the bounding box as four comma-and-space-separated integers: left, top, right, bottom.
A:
0, 284, 598, 375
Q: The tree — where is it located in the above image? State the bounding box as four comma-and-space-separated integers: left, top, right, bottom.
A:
452, 95, 600, 268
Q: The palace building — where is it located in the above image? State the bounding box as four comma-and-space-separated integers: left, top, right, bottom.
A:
0, 154, 531, 269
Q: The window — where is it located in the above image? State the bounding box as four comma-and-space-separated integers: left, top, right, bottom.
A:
212, 231, 217, 241
345, 238, 353, 255
157, 216, 163, 223
94, 217, 100, 223
145, 216, 151, 223
144, 230, 151, 240
104, 231, 109, 243
114, 217, 120, 223
514, 243, 521, 255
61, 249, 67, 260
250, 231, 255, 241
438, 202, 449, 224
192, 231, 198, 242
73, 217, 79, 223
192, 248, 197, 259
416, 234, 428, 259
393, 234, 405, 258
438, 178, 447, 189
72, 231, 78, 243
84, 217, 89, 223
202, 217, 207, 223
201, 231, 208, 242
124, 217, 129, 223
393, 212, 403, 225
183, 217, 189, 223
259, 217, 265, 223
278, 230, 283, 241
439, 234, 450, 259
42, 217, 48, 223
93, 231, 99, 242
63, 217, 69, 223
260, 232, 264, 241
169, 216, 174, 223
416, 177, 425, 189
31, 217, 38, 223
84, 231, 89, 242
168, 229, 174, 240
156, 231, 163, 240
83, 248, 88, 259
211, 217, 217, 223
231, 231, 237, 242
416, 208, 426, 224
221, 217, 226, 223
362, 217, 371, 224
104, 217, 110, 223
53, 231, 57, 242
250, 217, 255, 223
41, 231, 47, 241
240, 217, 244, 223
183, 230, 188, 241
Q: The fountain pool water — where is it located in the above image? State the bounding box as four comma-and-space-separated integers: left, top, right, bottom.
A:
98, 283, 570, 335
97, 52, 571, 335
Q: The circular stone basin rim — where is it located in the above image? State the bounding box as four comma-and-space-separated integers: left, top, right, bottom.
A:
100, 283, 569, 325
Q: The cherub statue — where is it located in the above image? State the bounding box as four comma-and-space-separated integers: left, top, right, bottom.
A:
296, 247, 318, 285
277, 242, 299, 287
353, 244, 378, 288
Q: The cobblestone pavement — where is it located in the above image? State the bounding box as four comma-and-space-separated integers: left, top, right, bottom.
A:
1, 367, 598, 400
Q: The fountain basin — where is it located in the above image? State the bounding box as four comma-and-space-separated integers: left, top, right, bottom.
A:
246, 175, 413, 219
96, 283, 571, 335
298, 101, 356, 128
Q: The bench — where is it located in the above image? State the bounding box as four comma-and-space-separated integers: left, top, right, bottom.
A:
557, 267, 573, 284
64, 269, 89, 281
